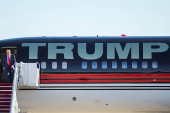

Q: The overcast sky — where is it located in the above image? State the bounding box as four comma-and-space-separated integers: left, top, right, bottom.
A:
0, 0, 170, 40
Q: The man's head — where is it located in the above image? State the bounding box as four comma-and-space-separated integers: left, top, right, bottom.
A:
6, 49, 11, 55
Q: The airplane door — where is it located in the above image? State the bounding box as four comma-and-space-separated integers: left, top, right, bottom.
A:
0, 47, 17, 83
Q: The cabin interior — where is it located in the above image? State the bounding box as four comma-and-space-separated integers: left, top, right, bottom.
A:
0, 47, 17, 83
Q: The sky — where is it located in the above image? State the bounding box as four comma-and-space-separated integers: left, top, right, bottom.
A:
0, 0, 170, 40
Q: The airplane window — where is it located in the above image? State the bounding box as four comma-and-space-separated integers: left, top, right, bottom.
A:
52, 62, 57, 69
142, 61, 148, 69
122, 61, 127, 69
41, 62, 46, 69
152, 61, 158, 68
92, 61, 97, 69
82, 62, 87, 69
102, 61, 107, 69
112, 61, 117, 69
132, 61, 137, 69
62, 62, 67, 69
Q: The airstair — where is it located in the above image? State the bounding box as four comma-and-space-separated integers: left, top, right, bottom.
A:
0, 62, 40, 113
0, 83, 12, 112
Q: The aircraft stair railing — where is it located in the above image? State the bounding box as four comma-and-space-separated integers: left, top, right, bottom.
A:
18, 62, 40, 88
10, 62, 20, 113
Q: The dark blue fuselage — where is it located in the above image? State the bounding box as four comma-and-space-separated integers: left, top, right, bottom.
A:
0, 36, 170, 74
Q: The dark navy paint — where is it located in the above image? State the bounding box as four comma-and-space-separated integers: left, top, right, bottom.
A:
0, 36, 170, 73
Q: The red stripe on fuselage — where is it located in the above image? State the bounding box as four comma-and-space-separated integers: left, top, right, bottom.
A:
40, 73, 170, 83
40, 80, 170, 83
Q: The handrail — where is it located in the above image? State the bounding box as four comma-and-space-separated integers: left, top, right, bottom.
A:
36, 62, 40, 85
36, 62, 40, 70
10, 62, 19, 113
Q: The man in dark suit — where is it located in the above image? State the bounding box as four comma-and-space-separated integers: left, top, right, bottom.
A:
3, 49, 16, 83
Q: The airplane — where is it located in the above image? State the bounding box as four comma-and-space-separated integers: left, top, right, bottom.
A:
0, 36, 170, 113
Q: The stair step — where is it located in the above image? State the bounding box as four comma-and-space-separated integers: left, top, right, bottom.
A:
0, 105, 10, 108
0, 87, 12, 90
0, 83, 13, 86
0, 108, 10, 112
0, 101, 11, 105
0, 98, 11, 101
0, 91, 12, 94
0, 94, 12, 97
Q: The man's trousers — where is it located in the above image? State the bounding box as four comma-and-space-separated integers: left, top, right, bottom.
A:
5, 65, 13, 83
